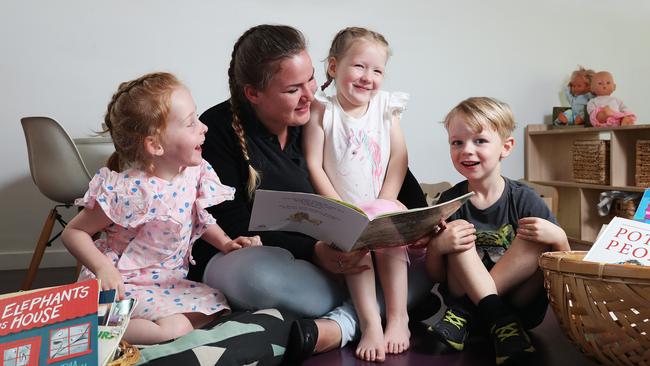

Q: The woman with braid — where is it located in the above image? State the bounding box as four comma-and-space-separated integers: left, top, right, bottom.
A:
190, 24, 438, 363
62, 72, 261, 345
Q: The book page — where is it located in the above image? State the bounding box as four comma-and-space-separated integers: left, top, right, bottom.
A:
352, 192, 474, 251
98, 298, 137, 366
249, 190, 370, 250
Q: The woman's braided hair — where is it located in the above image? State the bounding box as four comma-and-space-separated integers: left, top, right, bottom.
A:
104, 72, 181, 173
320, 27, 391, 91
227, 24, 306, 198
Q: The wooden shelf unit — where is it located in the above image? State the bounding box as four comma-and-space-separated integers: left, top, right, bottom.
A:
524, 124, 650, 246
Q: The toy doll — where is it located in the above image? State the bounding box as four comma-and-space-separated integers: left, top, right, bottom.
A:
554, 66, 594, 126
587, 71, 636, 127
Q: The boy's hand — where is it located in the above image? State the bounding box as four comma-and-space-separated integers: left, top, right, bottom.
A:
430, 219, 476, 254
517, 217, 568, 249
222, 236, 262, 253
95, 264, 125, 300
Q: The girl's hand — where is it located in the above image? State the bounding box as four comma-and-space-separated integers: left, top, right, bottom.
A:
517, 217, 568, 250
237, 235, 262, 248
221, 235, 262, 253
313, 241, 370, 275
430, 219, 476, 255
95, 264, 125, 300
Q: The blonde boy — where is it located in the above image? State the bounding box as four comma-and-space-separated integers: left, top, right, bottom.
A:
426, 97, 569, 365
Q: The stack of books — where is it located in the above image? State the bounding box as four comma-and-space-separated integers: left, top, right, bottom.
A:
0, 279, 137, 366
97, 290, 136, 366
0, 279, 100, 366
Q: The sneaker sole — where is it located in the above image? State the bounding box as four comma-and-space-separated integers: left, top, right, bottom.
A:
426, 325, 465, 351
496, 346, 536, 365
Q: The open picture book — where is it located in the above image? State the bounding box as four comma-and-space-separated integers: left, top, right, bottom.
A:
249, 189, 474, 252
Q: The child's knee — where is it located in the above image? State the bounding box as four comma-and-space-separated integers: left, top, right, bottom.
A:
157, 316, 194, 339
377, 246, 407, 259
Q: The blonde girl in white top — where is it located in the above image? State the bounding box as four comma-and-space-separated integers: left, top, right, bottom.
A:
303, 27, 410, 362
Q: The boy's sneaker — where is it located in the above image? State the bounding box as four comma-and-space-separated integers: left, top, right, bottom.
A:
490, 315, 536, 365
427, 305, 472, 351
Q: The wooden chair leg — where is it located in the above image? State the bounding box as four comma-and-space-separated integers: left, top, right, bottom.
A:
21, 209, 57, 290
75, 261, 83, 278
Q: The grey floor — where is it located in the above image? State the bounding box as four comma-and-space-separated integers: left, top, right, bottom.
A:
1, 268, 599, 366
0, 266, 78, 295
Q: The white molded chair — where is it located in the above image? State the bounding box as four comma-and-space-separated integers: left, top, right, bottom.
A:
420, 181, 452, 206
519, 179, 559, 217
20, 116, 92, 290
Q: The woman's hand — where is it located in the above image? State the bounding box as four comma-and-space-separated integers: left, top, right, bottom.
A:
221, 235, 262, 253
517, 217, 569, 250
313, 241, 370, 274
429, 219, 476, 255
95, 264, 125, 300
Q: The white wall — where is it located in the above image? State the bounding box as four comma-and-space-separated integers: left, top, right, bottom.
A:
1, 0, 649, 268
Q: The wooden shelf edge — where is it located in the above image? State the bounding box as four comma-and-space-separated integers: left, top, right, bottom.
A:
526, 123, 650, 136
528, 180, 647, 192
568, 236, 592, 248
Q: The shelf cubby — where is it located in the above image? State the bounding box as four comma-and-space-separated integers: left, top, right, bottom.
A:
525, 124, 650, 247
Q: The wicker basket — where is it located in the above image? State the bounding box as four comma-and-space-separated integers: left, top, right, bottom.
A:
539, 251, 650, 366
573, 139, 610, 185
636, 140, 650, 187
613, 198, 640, 219
107, 340, 140, 366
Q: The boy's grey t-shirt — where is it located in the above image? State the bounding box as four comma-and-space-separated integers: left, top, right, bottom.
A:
439, 177, 557, 267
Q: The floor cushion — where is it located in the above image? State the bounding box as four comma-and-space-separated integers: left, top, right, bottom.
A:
137, 308, 295, 366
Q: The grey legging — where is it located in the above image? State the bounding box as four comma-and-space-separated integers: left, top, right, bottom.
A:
203, 246, 434, 346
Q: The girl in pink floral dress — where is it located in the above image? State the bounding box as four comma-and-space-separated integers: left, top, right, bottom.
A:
62, 72, 262, 344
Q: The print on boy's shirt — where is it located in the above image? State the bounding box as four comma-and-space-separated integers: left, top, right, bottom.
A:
475, 224, 514, 267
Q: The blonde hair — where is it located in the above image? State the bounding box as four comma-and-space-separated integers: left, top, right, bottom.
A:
228, 24, 307, 199
104, 72, 182, 172
569, 65, 595, 86
444, 97, 516, 140
320, 27, 391, 91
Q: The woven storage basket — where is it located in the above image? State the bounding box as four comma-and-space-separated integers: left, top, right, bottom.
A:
636, 140, 650, 187
573, 139, 610, 184
613, 198, 640, 220
107, 340, 140, 366
539, 251, 650, 366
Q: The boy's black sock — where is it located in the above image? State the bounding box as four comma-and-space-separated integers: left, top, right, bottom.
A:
477, 293, 507, 325
479, 294, 535, 365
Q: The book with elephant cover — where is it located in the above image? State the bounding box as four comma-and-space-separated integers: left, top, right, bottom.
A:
0, 279, 99, 366
249, 189, 473, 252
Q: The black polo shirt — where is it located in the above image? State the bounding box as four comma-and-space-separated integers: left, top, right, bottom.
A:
188, 101, 318, 280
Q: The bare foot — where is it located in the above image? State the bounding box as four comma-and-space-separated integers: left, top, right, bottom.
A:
384, 316, 410, 354
622, 116, 635, 126
356, 324, 386, 362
